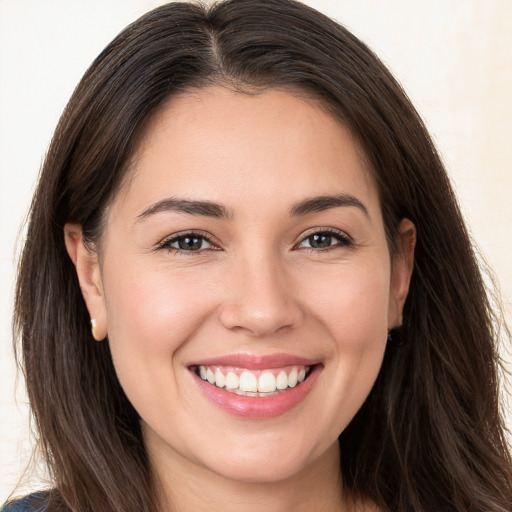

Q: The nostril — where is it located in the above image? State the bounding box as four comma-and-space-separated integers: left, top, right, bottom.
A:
218, 301, 303, 336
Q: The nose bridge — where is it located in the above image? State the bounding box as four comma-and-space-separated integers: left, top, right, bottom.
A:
219, 245, 302, 336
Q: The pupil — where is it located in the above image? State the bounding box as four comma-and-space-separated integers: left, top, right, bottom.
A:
178, 236, 202, 250
310, 234, 331, 248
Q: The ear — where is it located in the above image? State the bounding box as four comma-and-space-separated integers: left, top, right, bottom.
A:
64, 223, 108, 341
388, 218, 416, 328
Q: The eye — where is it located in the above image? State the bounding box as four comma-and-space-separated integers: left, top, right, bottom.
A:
159, 232, 216, 253
296, 229, 352, 250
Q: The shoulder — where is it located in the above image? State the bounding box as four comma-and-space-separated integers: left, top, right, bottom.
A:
1, 492, 49, 512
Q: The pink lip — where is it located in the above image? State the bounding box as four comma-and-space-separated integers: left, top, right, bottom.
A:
189, 352, 318, 370
191, 363, 322, 419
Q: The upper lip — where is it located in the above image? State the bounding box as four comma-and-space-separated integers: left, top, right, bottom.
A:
188, 353, 319, 370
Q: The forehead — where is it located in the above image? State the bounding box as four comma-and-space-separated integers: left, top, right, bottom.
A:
113, 86, 379, 220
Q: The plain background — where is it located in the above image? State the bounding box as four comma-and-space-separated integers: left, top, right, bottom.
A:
1, 0, 511, 503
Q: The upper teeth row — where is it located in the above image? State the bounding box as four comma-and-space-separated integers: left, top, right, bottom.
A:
198, 366, 308, 393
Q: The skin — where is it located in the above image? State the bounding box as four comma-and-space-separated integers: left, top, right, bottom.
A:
65, 87, 415, 512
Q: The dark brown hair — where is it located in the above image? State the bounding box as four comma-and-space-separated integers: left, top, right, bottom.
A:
13, 1, 512, 511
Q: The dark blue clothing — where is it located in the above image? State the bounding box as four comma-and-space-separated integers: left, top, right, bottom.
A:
1, 492, 48, 512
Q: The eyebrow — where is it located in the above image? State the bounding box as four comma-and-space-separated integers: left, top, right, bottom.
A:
136, 198, 233, 222
289, 194, 369, 218
136, 193, 369, 223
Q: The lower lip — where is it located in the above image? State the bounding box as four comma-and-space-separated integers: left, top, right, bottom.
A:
192, 365, 322, 419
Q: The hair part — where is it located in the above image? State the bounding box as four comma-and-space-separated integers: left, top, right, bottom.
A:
14, 1, 512, 511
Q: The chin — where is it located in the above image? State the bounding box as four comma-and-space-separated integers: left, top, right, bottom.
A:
205, 452, 313, 484
192, 429, 338, 485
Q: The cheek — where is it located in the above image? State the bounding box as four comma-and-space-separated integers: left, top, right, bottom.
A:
101, 263, 222, 425
102, 261, 218, 373
330, 268, 390, 379
305, 263, 390, 427
307, 260, 391, 345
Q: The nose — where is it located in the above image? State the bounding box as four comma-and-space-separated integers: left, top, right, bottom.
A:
219, 252, 304, 337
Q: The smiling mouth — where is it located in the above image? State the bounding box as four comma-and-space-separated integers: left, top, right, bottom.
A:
192, 365, 314, 397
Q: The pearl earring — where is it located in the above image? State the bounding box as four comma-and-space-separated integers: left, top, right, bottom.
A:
90, 318, 107, 341
90, 318, 102, 341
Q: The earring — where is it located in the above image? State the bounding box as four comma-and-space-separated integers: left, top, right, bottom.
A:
387, 326, 404, 346
90, 318, 105, 341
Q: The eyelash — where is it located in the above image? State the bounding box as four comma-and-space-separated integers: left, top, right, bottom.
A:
157, 228, 353, 254
157, 231, 219, 254
294, 228, 353, 252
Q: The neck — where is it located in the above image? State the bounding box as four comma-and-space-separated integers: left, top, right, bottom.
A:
149, 437, 347, 512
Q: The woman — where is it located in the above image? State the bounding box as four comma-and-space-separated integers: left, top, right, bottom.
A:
3, 0, 511, 510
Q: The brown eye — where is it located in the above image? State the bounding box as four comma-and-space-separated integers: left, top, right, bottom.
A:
176, 235, 203, 251
308, 233, 333, 248
161, 232, 215, 252
297, 230, 352, 250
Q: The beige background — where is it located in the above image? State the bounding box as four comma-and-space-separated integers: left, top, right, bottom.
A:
1, 0, 511, 502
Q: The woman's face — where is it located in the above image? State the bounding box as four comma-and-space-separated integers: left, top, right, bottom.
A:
68, 87, 414, 485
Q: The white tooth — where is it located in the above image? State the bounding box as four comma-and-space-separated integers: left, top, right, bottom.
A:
258, 372, 277, 393
298, 368, 306, 383
288, 368, 298, 388
199, 366, 207, 380
206, 368, 215, 384
239, 371, 258, 392
276, 370, 288, 390
225, 371, 239, 390
215, 368, 226, 388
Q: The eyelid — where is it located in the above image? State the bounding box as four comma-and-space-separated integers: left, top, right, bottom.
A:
156, 230, 220, 252
293, 227, 353, 250
154, 227, 353, 253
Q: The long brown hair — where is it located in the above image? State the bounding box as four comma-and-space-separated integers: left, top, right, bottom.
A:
13, 1, 512, 510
